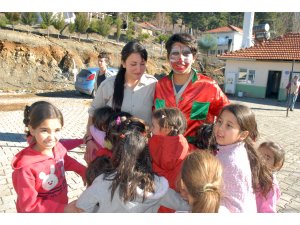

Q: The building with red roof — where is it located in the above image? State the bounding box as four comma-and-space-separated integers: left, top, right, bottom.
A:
218, 33, 300, 101
204, 25, 244, 55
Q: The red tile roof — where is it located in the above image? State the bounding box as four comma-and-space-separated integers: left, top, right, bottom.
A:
138, 22, 160, 31
206, 25, 243, 33
218, 33, 300, 60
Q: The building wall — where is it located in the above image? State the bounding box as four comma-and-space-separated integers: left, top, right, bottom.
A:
232, 33, 243, 51
224, 60, 300, 101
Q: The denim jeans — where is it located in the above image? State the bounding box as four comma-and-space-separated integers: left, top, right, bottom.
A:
289, 93, 298, 110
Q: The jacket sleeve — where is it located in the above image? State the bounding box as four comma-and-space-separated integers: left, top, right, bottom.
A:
257, 188, 277, 213
12, 169, 65, 213
159, 188, 190, 211
60, 139, 83, 151
64, 153, 87, 180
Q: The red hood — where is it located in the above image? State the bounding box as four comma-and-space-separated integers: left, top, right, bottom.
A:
12, 142, 66, 170
149, 134, 189, 189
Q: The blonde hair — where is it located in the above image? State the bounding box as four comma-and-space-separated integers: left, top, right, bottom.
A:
181, 151, 222, 213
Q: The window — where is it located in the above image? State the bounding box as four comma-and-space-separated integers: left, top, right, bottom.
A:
248, 70, 255, 84
238, 68, 255, 84
238, 68, 247, 82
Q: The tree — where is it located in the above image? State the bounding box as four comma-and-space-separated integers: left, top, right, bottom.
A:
168, 12, 182, 31
0, 15, 8, 28
74, 13, 90, 42
68, 22, 75, 39
21, 12, 38, 34
126, 21, 135, 41
52, 13, 65, 39
40, 12, 54, 37
98, 16, 113, 38
198, 34, 218, 56
115, 16, 122, 42
4, 12, 20, 31
137, 33, 150, 42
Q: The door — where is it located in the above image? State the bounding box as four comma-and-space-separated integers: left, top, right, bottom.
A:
266, 71, 282, 99
225, 72, 236, 94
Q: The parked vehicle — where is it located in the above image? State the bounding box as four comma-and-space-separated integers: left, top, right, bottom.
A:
75, 67, 118, 98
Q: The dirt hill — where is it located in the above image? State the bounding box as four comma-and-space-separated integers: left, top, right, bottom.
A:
0, 26, 170, 92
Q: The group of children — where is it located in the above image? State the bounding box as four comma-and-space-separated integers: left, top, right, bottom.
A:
11, 100, 285, 213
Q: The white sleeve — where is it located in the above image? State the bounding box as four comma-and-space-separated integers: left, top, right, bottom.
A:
76, 177, 105, 212
159, 188, 190, 211
88, 79, 111, 117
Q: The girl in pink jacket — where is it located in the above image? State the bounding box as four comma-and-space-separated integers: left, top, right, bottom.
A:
256, 141, 285, 212
213, 103, 273, 212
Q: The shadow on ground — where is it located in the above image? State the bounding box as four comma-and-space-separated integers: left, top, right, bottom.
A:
36, 90, 92, 99
229, 95, 299, 109
0, 132, 26, 142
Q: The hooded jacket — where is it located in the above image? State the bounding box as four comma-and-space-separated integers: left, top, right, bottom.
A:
76, 174, 189, 213
149, 134, 189, 213
11, 142, 86, 213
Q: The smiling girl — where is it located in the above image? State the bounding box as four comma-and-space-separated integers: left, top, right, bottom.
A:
12, 101, 86, 213
213, 103, 273, 212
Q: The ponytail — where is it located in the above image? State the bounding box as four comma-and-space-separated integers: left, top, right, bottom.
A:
245, 139, 273, 197
112, 67, 126, 112
192, 190, 221, 213
23, 105, 31, 137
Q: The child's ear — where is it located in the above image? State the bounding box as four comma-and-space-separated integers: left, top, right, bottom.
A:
239, 130, 249, 141
28, 125, 35, 136
273, 160, 284, 172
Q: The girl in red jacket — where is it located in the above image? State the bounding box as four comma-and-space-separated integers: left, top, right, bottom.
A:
12, 101, 86, 213
149, 107, 190, 213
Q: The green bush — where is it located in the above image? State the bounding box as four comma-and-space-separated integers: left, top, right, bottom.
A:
0, 16, 7, 28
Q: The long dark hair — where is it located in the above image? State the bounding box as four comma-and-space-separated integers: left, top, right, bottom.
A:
112, 40, 148, 112
104, 118, 154, 203
218, 104, 273, 197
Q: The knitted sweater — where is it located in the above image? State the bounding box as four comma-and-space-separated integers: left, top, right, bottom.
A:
216, 142, 257, 213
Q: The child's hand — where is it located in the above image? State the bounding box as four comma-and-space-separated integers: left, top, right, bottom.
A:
64, 200, 84, 213
84, 140, 98, 164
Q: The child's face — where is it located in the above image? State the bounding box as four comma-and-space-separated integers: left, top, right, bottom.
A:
214, 110, 248, 146
29, 118, 62, 153
151, 118, 169, 136
258, 146, 275, 171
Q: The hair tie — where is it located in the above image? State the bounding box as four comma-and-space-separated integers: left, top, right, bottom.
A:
161, 115, 166, 119
202, 183, 215, 193
120, 134, 125, 139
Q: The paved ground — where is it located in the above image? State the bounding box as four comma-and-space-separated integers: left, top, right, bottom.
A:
0, 91, 300, 213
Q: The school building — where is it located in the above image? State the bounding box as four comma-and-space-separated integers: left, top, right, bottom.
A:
218, 32, 300, 101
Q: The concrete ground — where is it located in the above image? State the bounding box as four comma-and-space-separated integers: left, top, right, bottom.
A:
0, 91, 300, 213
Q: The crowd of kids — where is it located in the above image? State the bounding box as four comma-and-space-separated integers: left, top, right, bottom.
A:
11, 100, 285, 213
10, 33, 285, 214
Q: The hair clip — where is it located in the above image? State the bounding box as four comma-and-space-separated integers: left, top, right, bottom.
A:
116, 116, 121, 125
161, 115, 166, 119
